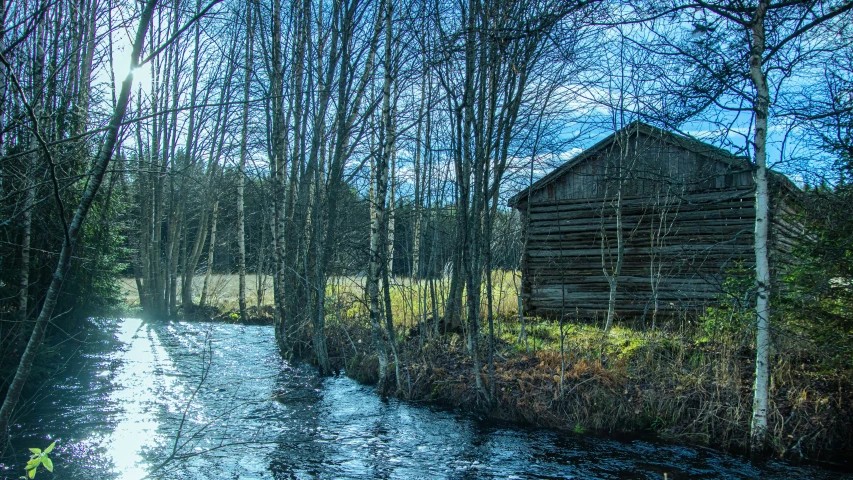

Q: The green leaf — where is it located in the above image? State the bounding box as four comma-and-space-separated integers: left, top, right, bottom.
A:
42, 457, 53, 472
27, 466, 35, 479
43, 442, 56, 454
25, 458, 40, 469
28, 449, 41, 455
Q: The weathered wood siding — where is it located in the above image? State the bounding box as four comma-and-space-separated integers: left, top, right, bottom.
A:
515, 128, 798, 318
520, 189, 756, 316
528, 131, 753, 204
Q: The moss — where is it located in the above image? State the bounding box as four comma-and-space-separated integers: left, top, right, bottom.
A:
345, 352, 379, 385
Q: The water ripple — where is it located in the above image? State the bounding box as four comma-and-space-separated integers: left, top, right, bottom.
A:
2, 318, 850, 480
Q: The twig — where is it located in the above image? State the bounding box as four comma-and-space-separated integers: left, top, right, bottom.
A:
139, 0, 225, 66
0, 51, 70, 246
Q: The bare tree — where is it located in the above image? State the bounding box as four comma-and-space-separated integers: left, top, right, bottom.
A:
0, 0, 159, 436
237, 1, 254, 323
630, 0, 853, 451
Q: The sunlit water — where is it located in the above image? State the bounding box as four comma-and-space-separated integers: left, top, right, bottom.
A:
1, 318, 850, 479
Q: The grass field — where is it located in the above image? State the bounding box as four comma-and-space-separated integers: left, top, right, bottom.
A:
119, 270, 522, 326
324, 271, 521, 328
119, 274, 275, 310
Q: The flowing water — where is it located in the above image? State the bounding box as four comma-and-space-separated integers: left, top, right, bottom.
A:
1, 318, 849, 479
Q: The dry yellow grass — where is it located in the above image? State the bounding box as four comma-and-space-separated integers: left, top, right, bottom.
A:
119, 274, 275, 310
119, 270, 521, 324
323, 270, 521, 326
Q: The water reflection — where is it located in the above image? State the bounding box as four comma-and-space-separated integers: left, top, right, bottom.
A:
105, 317, 164, 479
2, 318, 850, 479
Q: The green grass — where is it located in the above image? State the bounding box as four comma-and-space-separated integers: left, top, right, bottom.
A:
498, 318, 654, 359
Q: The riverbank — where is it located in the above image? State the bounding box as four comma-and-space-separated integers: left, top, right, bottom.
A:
8, 318, 841, 479
116, 275, 853, 466
329, 315, 853, 467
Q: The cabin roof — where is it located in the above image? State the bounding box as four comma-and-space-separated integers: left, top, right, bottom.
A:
508, 121, 757, 207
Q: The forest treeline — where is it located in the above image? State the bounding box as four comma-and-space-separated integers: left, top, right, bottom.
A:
1, 0, 852, 459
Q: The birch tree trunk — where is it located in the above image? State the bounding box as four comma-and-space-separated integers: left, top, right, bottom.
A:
387, 137, 396, 278
164, 20, 183, 318
748, 0, 772, 453
17, 22, 45, 331
237, 2, 254, 323
277, 0, 309, 357
411, 74, 425, 280
600, 125, 629, 333
269, 0, 287, 347
257, 207, 266, 309
150, 24, 166, 317
383, 67, 401, 393
602, 168, 623, 333
369, 0, 396, 391
179, 0, 204, 310
199, 200, 218, 308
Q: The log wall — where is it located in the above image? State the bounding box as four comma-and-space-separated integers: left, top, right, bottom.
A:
515, 129, 801, 318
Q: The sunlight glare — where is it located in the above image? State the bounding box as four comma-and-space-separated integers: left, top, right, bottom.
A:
112, 50, 152, 92
103, 318, 165, 479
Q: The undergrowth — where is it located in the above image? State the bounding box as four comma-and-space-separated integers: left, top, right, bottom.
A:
116, 272, 853, 463
327, 312, 853, 464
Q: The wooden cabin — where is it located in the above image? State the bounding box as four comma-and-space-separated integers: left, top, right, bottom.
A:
508, 121, 801, 318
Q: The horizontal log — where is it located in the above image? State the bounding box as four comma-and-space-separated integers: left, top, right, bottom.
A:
532, 289, 722, 298
528, 195, 756, 217
523, 188, 756, 209
526, 258, 756, 270
529, 295, 720, 308
529, 219, 755, 235
526, 265, 742, 275
530, 303, 710, 315
527, 243, 754, 258
526, 238, 755, 250
526, 230, 755, 246
531, 291, 721, 301
527, 274, 741, 283
526, 274, 722, 284
527, 284, 743, 294
532, 284, 724, 294
529, 207, 756, 226
526, 249, 754, 260
527, 239, 755, 250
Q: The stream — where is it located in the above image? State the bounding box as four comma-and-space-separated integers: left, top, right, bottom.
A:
1, 317, 849, 479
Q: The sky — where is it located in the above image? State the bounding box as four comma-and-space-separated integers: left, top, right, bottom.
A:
97, 0, 839, 200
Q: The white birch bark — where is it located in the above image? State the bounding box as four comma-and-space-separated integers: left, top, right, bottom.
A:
237, 3, 253, 323
17, 23, 44, 329
199, 200, 218, 308
369, 0, 394, 390
387, 127, 396, 278
748, 0, 772, 453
